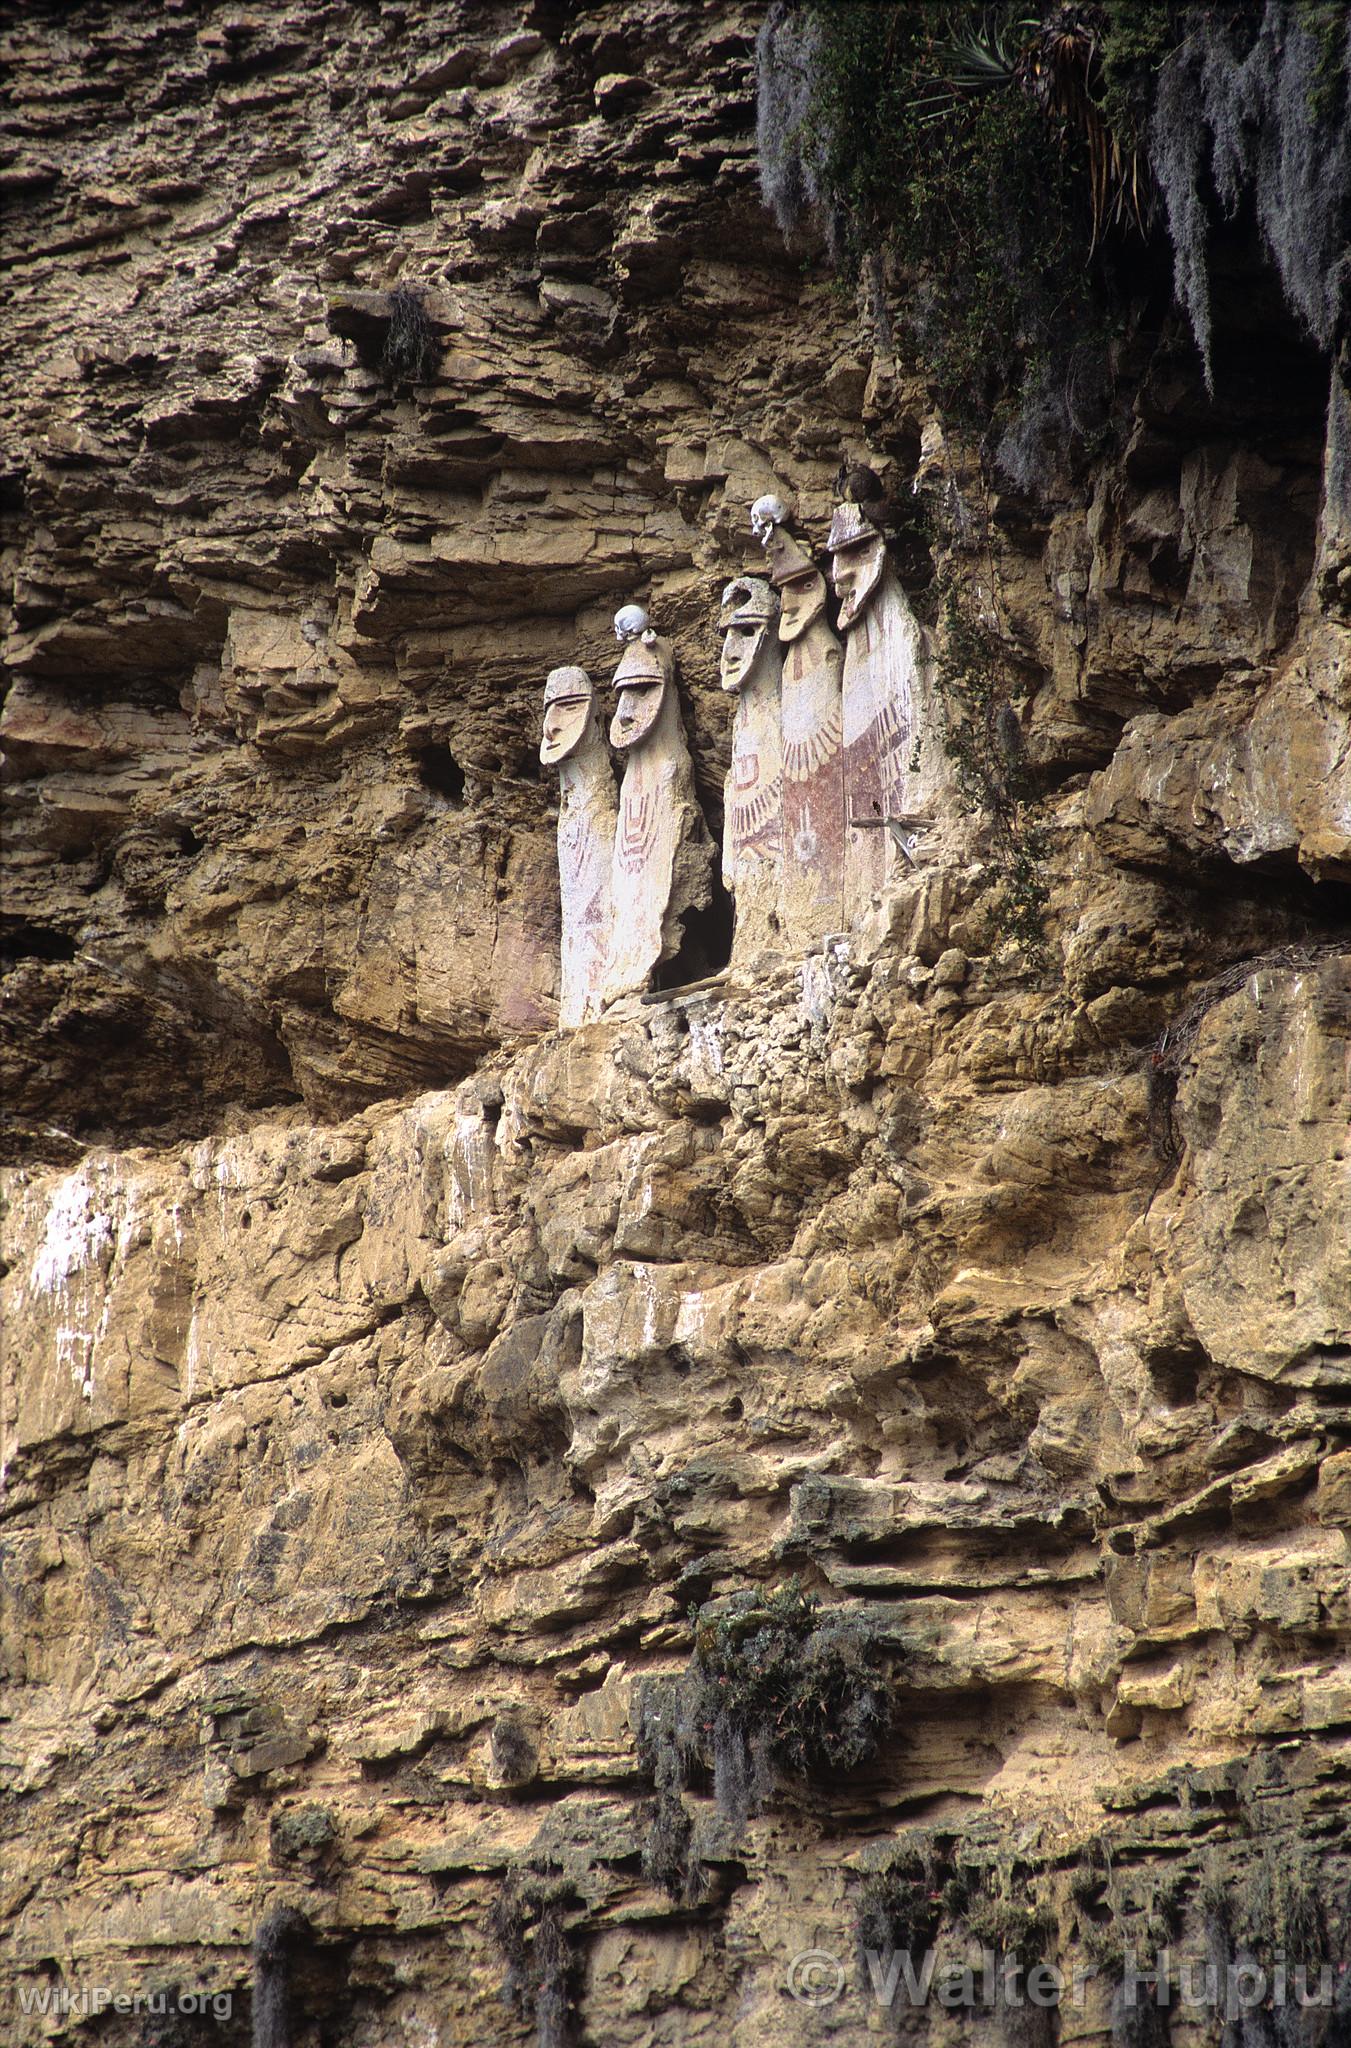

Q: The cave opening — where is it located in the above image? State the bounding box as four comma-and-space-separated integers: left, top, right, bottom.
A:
655, 865, 735, 989
411, 743, 466, 803
0, 922, 76, 964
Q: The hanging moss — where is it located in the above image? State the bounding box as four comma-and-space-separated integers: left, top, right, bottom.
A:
488, 1864, 576, 2048
854, 1829, 1057, 2045
381, 285, 439, 387
1207, 1844, 1329, 1970
944, 1846, 1057, 1971
854, 1840, 946, 1964
1070, 1845, 1188, 1995
756, 1, 829, 238
634, 1681, 707, 1905
755, 1, 1350, 463
637, 1581, 893, 1846
1149, 3, 1351, 390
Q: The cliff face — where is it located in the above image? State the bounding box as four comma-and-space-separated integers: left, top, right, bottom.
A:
1, 5, 1348, 2045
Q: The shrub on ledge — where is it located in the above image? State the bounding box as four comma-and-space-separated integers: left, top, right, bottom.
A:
637, 1579, 894, 1885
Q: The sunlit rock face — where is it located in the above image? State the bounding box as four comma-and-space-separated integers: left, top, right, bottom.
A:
1, 3, 1348, 2043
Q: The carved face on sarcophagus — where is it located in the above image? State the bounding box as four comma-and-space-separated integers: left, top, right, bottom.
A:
753, 492, 830, 641
748, 494, 846, 951
609, 607, 670, 752
777, 565, 829, 641
828, 500, 887, 629
719, 574, 783, 963
719, 575, 778, 692
540, 664, 598, 766
601, 600, 713, 1004
541, 663, 617, 1032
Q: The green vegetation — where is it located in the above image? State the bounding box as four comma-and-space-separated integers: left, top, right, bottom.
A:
757, 2, 1350, 463
852, 1810, 1344, 2046
854, 1840, 946, 1962
758, 3, 1152, 472
943, 1844, 1057, 1970
854, 1828, 1057, 2034
488, 1864, 576, 2048
637, 1581, 892, 1868
1068, 1844, 1186, 1978
1201, 1846, 1328, 1971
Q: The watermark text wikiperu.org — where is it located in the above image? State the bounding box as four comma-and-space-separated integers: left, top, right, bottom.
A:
13, 1983, 234, 2023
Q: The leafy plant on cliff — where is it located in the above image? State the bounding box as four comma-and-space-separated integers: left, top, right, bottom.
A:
756, 2, 1350, 471
757, 2, 1136, 475
636, 1581, 892, 1868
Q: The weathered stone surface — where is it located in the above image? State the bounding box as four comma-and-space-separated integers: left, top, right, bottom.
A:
1083, 626, 1351, 880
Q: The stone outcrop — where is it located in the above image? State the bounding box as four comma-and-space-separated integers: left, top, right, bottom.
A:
1, 3, 1348, 2044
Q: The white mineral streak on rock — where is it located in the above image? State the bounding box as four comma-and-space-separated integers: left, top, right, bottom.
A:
28, 1164, 115, 1297
183, 1303, 204, 1408
27, 1161, 139, 1400
446, 1103, 496, 1233
687, 1006, 725, 1081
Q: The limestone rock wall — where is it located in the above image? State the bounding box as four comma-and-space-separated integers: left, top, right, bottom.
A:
1, 4, 1348, 2044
